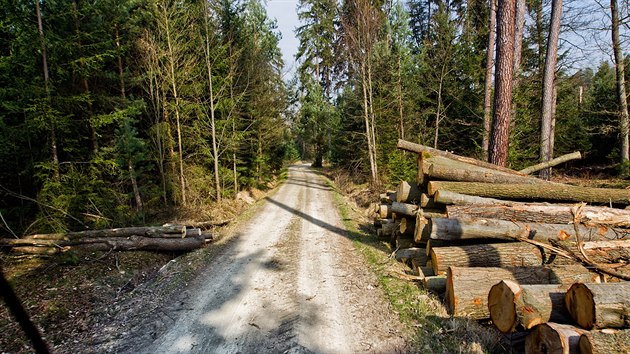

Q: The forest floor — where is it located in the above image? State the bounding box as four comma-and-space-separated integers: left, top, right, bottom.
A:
5, 162, 583, 353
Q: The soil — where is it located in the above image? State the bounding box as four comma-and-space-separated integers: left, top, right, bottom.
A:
1, 164, 407, 353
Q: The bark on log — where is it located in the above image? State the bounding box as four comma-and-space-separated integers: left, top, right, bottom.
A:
428, 217, 629, 243
425, 238, 515, 258
381, 222, 396, 237
23, 225, 186, 241
434, 190, 514, 206
413, 214, 429, 243
431, 243, 543, 275
447, 204, 630, 228
446, 265, 597, 320
488, 281, 572, 333
426, 155, 542, 184
374, 218, 394, 227
520, 151, 582, 175
579, 329, 630, 354
428, 181, 630, 204
396, 181, 421, 203
565, 282, 630, 329
185, 228, 201, 237
2, 236, 205, 252
525, 322, 586, 354
396, 139, 525, 175
391, 202, 419, 217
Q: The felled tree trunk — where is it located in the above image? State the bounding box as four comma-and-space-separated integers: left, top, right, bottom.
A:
434, 190, 513, 206
396, 181, 421, 203
488, 281, 572, 333
23, 225, 186, 240
579, 329, 630, 354
446, 204, 630, 228
390, 202, 419, 217
525, 323, 585, 354
520, 151, 582, 175
425, 155, 541, 184
428, 181, 630, 204
565, 282, 630, 329
430, 243, 543, 275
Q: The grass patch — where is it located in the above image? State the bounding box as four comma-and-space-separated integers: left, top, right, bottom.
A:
325, 179, 508, 354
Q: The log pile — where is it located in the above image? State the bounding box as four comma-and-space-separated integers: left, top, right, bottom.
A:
370, 139, 630, 352
1, 225, 214, 254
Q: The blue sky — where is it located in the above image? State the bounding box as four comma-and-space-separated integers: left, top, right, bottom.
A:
265, 0, 301, 80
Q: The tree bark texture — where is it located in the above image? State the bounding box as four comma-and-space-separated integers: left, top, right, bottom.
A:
488, 0, 516, 166
525, 322, 585, 354
430, 242, 543, 275
579, 329, 630, 354
488, 280, 572, 333
482, 0, 497, 160
427, 181, 630, 204
520, 151, 581, 175
565, 282, 630, 329
425, 155, 541, 184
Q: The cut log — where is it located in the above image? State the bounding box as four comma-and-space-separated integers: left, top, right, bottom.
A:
430, 243, 543, 275
399, 217, 416, 236
396, 139, 525, 175
525, 323, 586, 354
378, 204, 392, 219
446, 265, 597, 320
413, 214, 430, 243
423, 275, 447, 294
488, 281, 572, 333
396, 181, 421, 203
428, 217, 628, 243
579, 329, 630, 354
565, 282, 630, 329
394, 247, 428, 265
447, 204, 630, 228
2, 236, 205, 252
185, 228, 201, 237
428, 181, 630, 204
22, 225, 186, 241
434, 190, 514, 206
9, 246, 59, 255
420, 193, 439, 209
373, 218, 394, 228
520, 151, 582, 175
426, 155, 541, 184
390, 202, 419, 217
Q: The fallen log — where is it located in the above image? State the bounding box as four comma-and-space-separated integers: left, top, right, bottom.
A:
22, 225, 186, 241
413, 214, 429, 243
446, 265, 598, 320
391, 202, 419, 217
488, 281, 573, 333
428, 217, 629, 243
434, 190, 515, 206
579, 329, 630, 354
396, 181, 421, 203
420, 193, 439, 209
394, 247, 427, 265
525, 322, 586, 354
373, 218, 394, 228
565, 282, 630, 329
520, 151, 582, 175
428, 181, 630, 204
426, 155, 542, 184
430, 243, 543, 275
399, 217, 416, 236
423, 275, 447, 294
396, 139, 525, 175
73, 235, 205, 252
446, 204, 630, 228
378, 204, 392, 219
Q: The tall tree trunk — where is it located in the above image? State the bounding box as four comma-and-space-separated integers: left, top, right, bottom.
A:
539, 0, 563, 180
361, 60, 377, 186
115, 25, 126, 100
162, 8, 186, 206
367, 56, 379, 184
397, 55, 405, 140
35, 0, 59, 180
202, 1, 222, 202
488, 0, 516, 166
611, 0, 630, 172
482, 0, 496, 160
509, 0, 526, 140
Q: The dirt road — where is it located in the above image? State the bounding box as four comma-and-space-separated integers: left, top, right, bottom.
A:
143, 164, 405, 353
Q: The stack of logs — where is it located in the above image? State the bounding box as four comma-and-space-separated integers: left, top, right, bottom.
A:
0, 225, 213, 255
371, 139, 630, 353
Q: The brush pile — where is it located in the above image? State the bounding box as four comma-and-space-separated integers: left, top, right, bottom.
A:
370, 139, 630, 353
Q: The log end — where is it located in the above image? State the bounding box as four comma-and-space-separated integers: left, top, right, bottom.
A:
565, 283, 595, 330
578, 333, 593, 354
488, 280, 520, 333
525, 323, 569, 354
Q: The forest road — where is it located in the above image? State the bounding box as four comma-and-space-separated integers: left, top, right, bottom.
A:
143, 164, 406, 354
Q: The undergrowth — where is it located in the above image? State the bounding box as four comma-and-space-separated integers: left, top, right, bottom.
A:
325, 177, 509, 354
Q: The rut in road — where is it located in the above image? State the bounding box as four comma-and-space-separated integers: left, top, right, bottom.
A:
144, 164, 405, 353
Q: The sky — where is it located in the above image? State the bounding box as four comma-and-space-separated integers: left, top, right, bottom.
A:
265, 0, 301, 80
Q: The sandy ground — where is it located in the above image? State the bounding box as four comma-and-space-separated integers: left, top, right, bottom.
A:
111, 164, 406, 353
